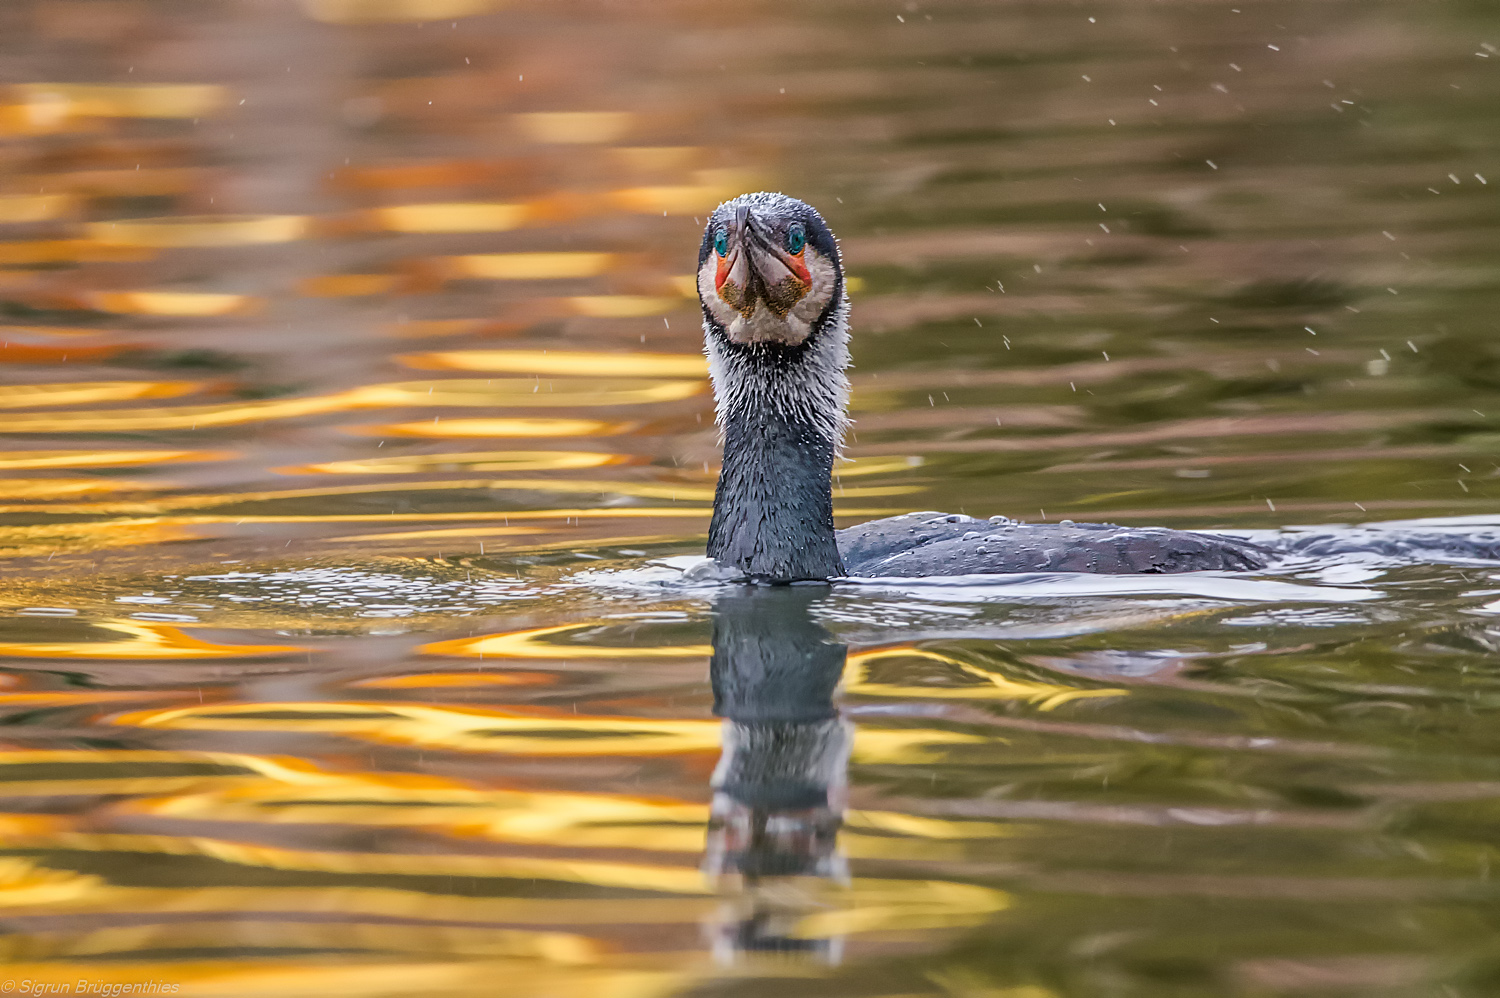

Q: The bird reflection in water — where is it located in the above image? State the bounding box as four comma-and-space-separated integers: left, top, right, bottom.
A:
702, 586, 852, 964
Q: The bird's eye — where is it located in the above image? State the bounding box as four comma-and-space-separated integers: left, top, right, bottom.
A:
785, 222, 806, 254
713, 227, 729, 257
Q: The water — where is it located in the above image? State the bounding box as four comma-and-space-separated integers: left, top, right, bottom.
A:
0, 0, 1499, 994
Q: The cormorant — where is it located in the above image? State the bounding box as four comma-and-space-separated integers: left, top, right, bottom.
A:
695, 191, 1269, 583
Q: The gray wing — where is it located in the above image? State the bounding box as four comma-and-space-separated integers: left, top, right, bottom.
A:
837, 512, 1269, 576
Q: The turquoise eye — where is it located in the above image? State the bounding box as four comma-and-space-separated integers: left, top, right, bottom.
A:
785, 223, 806, 254
713, 227, 728, 257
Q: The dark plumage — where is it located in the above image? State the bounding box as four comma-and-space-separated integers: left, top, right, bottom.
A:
697, 193, 1494, 583
705, 587, 848, 891
837, 512, 1268, 576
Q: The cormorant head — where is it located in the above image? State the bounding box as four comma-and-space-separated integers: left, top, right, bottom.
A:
697, 192, 843, 347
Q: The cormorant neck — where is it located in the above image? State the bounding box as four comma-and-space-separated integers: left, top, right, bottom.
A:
710, 408, 842, 581
705, 306, 850, 582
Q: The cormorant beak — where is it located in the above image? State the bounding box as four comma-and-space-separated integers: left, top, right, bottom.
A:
716, 209, 812, 319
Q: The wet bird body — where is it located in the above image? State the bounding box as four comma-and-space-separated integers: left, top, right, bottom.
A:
697, 192, 1272, 582
837, 512, 1267, 576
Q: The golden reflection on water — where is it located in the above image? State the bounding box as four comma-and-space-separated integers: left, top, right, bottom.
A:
360, 416, 631, 438
366, 201, 529, 233
0, 381, 202, 408
432, 251, 619, 281
283, 449, 628, 474
401, 350, 710, 378
89, 291, 262, 317
0, 449, 223, 470
0, 620, 306, 659
0, 194, 74, 223
7, 82, 227, 119
85, 215, 311, 248
301, 0, 513, 23
0, 240, 156, 265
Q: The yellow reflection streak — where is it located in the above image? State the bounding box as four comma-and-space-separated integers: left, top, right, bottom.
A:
0, 194, 74, 223
155, 477, 721, 503
0, 103, 74, 138
223, 477, 717, 502
21, 833, 712, 894
353, 672, 555, 688
0, 338, 136, 364
0, 690, 186, 707
833, 484, 926, 497
0, 449, 226, 470
0, 501, 900, 525
0, 378, 690, 434
0, 240, 155, 265
328, 528, 681, 546
132, 777, 707, 852
0, 857, 101, 907
361, 418, 630, 438
0, 961, 688, 998
0, 519, 199, 557
115, 702, 724, 756
0, 750, 457, 798
0, 751, 266, 797
422, 623, 712, 660
0, 508, 708, 526
299, 274, 399, 297
0, 381, 201, 409
846, 646, 1127, 711
26, 478, 698, 513
0, 479, 149, 499
361, 183, 765, 235
302, 0, 510, 23
0, 395, 346, 432
0, 621, 307, 660
368, 202, 529, 233
0, 922, 601, 965
851, 728, 990, 764
845, 810, 1020, 841
9, 83, 226, 119
835, 455, 925, 477
466, 479, 719, 500
86, 215, 309, 248
280, 450, 625, 475
18, 747, 1015, 857
109, 700, 984, 762
0, 747, 1011, 958
0, 884, 708, 926
347, 378, 705, 408
0, 508, 907, 532
90, 291, 260, 317
567, 296, 682, 318
120, 780, 1016, 859
794, 879, 1009, 938
436, 252, 618, 281
515, 112, 633, 144
401, 350, 708, 378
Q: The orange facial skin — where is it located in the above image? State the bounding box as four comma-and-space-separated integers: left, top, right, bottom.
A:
785, 249, 809, 286
714, 243, 808, 292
